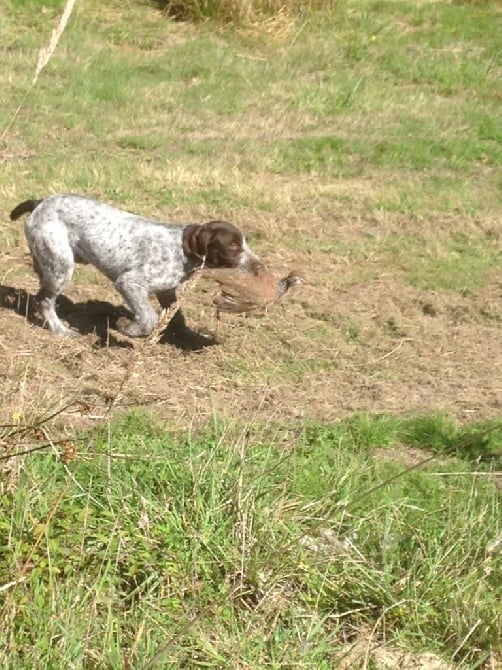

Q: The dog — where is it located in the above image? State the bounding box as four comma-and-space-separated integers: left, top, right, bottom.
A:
10, 193, 260, 338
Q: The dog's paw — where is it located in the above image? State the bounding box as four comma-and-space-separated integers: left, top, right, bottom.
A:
53, 324, 82, 338
65, 329, 83, 338
116, 316, 135, 336
116, 316, 150, 338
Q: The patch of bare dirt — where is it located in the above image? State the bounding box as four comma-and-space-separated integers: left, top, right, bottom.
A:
334, 633, 455, 670
333, 627, 500, 669
0, 227, 501, 434
371, 445, 437, 469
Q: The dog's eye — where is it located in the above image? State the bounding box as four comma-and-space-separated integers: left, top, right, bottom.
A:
228, 242, 241, 252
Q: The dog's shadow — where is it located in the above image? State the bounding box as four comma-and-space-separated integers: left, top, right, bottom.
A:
0, 285, 217, 351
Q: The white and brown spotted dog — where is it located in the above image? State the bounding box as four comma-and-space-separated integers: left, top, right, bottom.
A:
10, 194, 260, 338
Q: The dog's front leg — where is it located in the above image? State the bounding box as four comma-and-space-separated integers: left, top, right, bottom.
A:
115, 276, 158, 337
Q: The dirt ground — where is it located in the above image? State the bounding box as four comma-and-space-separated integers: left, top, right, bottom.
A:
1, 218, 500, 434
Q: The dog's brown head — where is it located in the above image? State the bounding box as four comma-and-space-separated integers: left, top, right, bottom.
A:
183, 220, 251, 269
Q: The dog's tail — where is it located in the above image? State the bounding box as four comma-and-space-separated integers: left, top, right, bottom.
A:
10, 199, 43, 221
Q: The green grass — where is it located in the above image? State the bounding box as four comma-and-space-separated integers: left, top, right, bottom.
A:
3, 0, 501, 207
2, 0, 500, 277
1, 413, 500, 668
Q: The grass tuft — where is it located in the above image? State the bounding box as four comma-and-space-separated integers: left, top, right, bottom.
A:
154, 0, 336, 24
1, 413, 500, 667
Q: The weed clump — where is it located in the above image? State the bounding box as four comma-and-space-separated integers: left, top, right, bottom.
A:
154, 0, 335, 23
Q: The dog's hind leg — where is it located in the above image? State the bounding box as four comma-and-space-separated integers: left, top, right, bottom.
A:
32, 254, 77, 336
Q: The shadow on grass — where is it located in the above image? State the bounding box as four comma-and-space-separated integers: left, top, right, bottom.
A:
150, 0, 193, 20
401, 414, 502, 464
304, 413, 502, 466
0, 285, 218, 351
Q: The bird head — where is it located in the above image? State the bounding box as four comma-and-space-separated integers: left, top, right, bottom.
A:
284, 272, 307, 288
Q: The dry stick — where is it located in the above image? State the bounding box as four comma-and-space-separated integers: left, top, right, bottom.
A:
33, 0, 77, 84
0, 438, 84, 462
1, 0, 77, 143
451, 619, 482, 664
0, 576, 27, 594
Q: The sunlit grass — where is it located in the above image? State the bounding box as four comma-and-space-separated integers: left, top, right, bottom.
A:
1, 412, 500, 668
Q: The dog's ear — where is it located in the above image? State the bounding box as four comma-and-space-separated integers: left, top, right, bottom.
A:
183, 221, 243, 266
183, 224, 209, 261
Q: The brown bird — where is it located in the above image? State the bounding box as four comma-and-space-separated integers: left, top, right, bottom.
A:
203, 266, 305, 317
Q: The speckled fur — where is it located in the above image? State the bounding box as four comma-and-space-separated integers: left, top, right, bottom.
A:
10, 194, 259, 337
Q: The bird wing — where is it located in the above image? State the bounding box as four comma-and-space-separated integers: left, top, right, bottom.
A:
213, 293, 260, 313
203, 267, 279, 312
